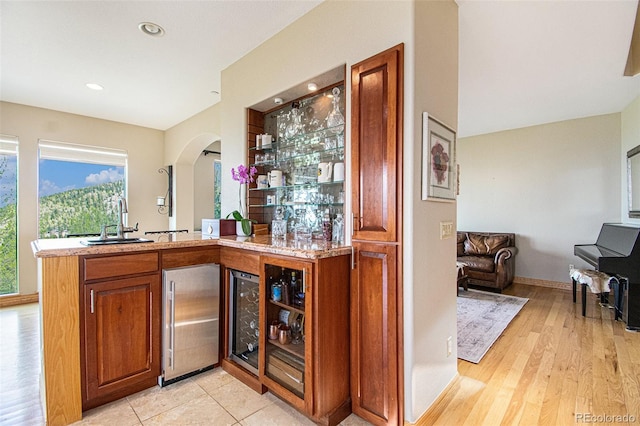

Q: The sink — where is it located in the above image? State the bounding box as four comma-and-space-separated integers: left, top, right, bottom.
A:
80, 237, 153, 246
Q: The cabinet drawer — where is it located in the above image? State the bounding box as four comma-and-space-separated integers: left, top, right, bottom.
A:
267, 350, 304, 396
161, 247, 220, 269
83, 252, 159, 282
220, 247, 260, 275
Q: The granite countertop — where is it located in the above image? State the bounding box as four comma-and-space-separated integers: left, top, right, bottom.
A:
31, 232, 352, 260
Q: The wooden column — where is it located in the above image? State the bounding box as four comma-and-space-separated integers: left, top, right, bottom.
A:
39, 256, 82, 425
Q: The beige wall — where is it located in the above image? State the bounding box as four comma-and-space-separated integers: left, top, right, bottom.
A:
622, 95, 640, 225
164, 104, 220, 231
408, 0, 459, 417
457, 113, 621, 283
193, 141, 220, 230
0, 101, 166, 295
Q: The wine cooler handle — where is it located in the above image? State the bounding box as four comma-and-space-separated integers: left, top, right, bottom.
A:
169, 280, 175, 370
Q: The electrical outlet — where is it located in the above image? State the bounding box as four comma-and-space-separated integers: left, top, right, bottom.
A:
569, 264, 574, 272
447, 336, 453, 357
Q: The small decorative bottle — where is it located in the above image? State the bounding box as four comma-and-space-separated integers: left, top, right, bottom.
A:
271, 276, 282, 302
332, 213, 344, 244
280, 268, 290, 305
322, 209, 332, 241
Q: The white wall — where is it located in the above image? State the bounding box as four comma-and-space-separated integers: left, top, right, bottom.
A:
0, 101, 166, 295
622, 95, 640, 225
457, 113, 621, 283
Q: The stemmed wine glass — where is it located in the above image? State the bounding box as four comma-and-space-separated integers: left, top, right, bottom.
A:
291, 317, 302, 344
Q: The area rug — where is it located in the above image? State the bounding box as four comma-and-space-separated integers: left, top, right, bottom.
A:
457, 289, 528, 363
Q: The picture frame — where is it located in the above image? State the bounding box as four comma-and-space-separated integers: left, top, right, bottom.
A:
422, 112, 457, 201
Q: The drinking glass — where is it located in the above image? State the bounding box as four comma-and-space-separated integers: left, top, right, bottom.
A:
291, 318, 302, 344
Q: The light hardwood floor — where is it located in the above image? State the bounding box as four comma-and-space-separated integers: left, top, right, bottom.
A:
419, 283, 640, 426
0, 303, 45, 425
3, 284, 639, 426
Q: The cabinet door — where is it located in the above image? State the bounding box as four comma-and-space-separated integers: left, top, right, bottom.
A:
351, 43, 404, 426
351, 242, 400, 426
259, 256, 313, 415
351, 45, 403, 243
82, 274, 161, 408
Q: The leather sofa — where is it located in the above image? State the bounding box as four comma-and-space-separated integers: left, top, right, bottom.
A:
457, 232, 518, 292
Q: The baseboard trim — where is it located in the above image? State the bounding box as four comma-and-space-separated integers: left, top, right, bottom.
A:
0, 293, 39, 308
407, 373, 461, 425
513, 276, 570, 291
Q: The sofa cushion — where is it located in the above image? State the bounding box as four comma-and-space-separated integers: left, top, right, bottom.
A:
464, 233, 510, 256
457, 233, 466, 257
458, 256, 495, 273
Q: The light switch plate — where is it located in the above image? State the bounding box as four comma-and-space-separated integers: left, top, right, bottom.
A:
440, 221, 454, 239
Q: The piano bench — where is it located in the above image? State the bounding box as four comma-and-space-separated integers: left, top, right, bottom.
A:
570, 268, 615, 317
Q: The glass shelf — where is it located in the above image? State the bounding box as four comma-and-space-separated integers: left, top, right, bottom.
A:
249, 124, 344, 152
249, 181, 344, 192
251, 146, 344, 168
250, 202, 344, 208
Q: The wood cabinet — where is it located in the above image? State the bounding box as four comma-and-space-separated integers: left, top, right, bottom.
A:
259, 254, 351, 426
350, 44, 404, 425
80, 252, 161, 410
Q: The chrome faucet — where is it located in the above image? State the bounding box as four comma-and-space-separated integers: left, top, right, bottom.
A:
116, 197, 138, 239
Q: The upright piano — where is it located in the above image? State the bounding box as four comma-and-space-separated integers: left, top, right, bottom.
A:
574, 223, 640, 330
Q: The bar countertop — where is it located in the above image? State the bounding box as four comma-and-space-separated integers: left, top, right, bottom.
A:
31, 232, 352, 260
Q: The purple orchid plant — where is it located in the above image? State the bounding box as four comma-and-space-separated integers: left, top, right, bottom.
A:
227, 164, 258, 235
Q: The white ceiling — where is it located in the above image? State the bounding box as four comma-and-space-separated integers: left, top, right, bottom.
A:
0, 1, 322, 131
1, 1, 639, 136
458, 0, 640, 137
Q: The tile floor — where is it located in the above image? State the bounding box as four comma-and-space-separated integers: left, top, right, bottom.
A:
75, 368, 369, 426
0, 303, 371, 426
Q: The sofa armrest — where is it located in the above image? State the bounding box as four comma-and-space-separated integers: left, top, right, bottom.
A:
494, 246, 517, 264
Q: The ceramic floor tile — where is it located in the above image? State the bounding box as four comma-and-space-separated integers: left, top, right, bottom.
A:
192, 368, 237, 395
339, 413, 374, 425
72, 398, 141, 426
142, 394, 236, 426
239, 398, 315, 426
127, 379, 206, 421
207, 379, 277, 421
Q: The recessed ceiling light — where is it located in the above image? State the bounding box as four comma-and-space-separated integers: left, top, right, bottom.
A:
139, 22, 165, 37
86, 83, 104, 91
307, 83, 318, 91
274, 97, 284, 105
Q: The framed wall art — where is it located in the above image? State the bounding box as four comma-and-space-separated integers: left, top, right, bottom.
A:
422, 112, 457, 201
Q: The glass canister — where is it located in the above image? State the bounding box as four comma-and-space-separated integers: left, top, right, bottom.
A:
272, 219, 287, 238
272, 207, 287, 239
322, 209, 333, 241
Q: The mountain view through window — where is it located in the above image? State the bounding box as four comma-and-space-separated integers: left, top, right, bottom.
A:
39, 159, 125, 238
0, 151, 17, 295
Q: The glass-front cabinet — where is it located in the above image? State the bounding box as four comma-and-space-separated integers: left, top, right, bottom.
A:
248, 84, 345, 242
260, 256, 312, 412
258, 253, 351, 423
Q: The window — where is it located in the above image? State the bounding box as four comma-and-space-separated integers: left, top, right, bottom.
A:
38, 141, 127, 238
0, 135, 18, 295
214, 159, 222, 218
